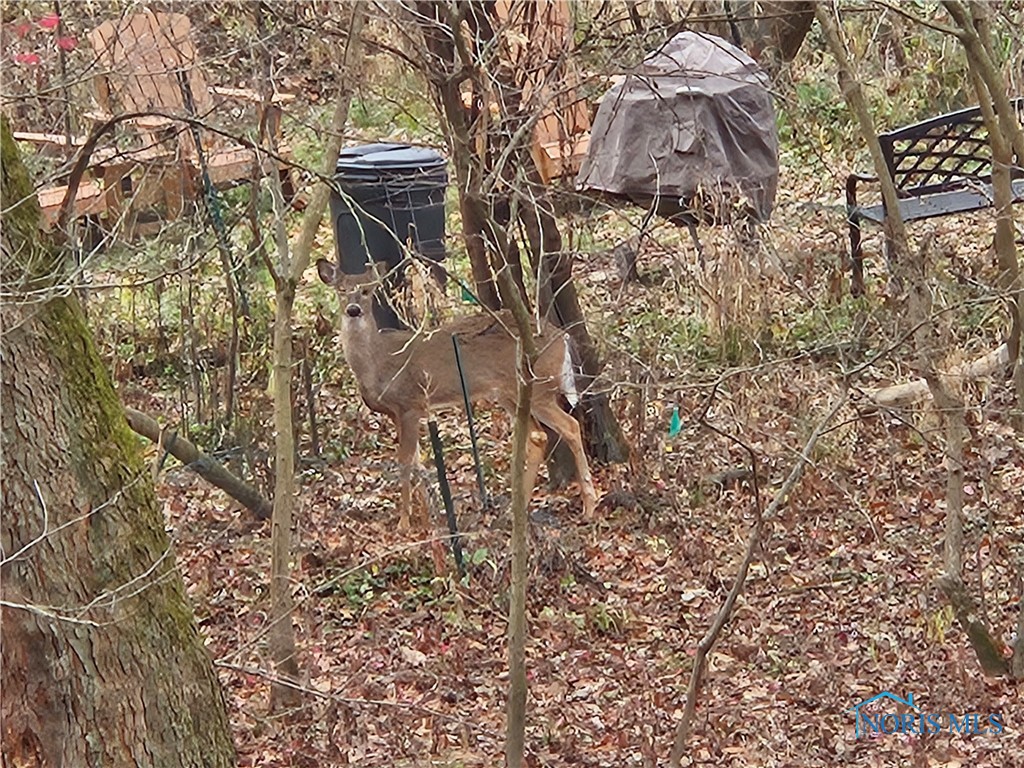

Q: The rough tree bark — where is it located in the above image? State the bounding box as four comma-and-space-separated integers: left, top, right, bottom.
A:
1, 119, 235, 766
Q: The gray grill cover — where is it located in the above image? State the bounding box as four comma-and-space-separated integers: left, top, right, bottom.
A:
577, 31, 779, 221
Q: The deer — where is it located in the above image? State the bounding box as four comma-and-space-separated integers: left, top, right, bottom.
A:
316, 259, 598, 529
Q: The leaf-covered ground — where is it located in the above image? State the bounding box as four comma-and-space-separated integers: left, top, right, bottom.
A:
138, 193, 1024, 767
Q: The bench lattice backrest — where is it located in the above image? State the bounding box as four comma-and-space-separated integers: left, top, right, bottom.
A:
880, 97, 1023, 198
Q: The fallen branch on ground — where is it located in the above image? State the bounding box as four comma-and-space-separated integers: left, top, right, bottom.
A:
862, 343, 1009, 410
124, 407, 271, 520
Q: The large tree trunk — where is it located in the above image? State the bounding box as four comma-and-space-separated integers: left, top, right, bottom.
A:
682, 1, 815, 75
1, 119, 235, 766
519, 188, 629, 464
416, 0, 629, 474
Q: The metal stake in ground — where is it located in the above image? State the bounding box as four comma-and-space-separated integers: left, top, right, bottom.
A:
428, 419, 465, 579
452, 334, 489, 508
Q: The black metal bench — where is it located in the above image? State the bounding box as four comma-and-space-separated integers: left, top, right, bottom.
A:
846, 98, 1024, 295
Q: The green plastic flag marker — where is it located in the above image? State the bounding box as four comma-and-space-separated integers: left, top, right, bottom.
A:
668, 405, 682, 438
460, 284, 479, 305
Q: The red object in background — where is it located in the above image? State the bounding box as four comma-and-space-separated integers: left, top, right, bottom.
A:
56, 35, 77, 51
38, 13, 60, 30
15, 22, 32, 37
14, 52, 41, 66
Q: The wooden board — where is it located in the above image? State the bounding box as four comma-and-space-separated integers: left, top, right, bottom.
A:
37, 182, 106, 229
492, 0, 592, 183
88, 12, 213, 119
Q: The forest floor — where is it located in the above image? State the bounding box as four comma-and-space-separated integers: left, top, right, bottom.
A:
130, 191, 1024, 767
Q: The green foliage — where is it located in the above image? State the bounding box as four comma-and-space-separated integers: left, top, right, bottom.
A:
562, 610, 587, 632
468, 546, 492, 568
1, 117, 54, 288
335, 559, 441, 611
588, 602, 625, 635
774, 293, 870, 359
779, 76, 850, 151
613, 306, 718, 368
350, 96, 415, 134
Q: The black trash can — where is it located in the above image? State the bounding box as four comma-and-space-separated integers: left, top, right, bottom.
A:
330, 143, 448, 328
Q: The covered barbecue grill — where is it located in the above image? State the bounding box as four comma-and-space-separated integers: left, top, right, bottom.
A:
577, 31, 779, 224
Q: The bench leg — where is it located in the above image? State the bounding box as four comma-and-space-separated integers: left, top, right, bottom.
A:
849, 217, 865, 297
846, 174, 867, 297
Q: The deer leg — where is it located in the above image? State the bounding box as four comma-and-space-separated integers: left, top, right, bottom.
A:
522, 423, 548, 507
532, 401, 598, 517
396, 411, 422, 530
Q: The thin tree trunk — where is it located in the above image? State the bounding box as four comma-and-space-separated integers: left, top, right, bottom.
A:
417, 3, 501, 309
949, 0, 1024, 427
1, 117, 235, 768
817, 0, 1003, 676
262, 1, 365, 709
818, 0, 958, 571
421, 0, 628, 469
520, 195, 629, 463
220, 255, 240, 429
460, 191, 501, 308
411, 9, 554, 758
490, 246, 539, 768
505, 352, 532, 768
962, 2, 1024, 676
268, 279, 301, 708
969, 74, 1021, 415
814, 3, 911, 267
181, 264, 204, 426
944, 2, 1024, 161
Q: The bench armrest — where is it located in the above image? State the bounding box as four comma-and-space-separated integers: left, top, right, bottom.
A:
84, 110, 179, 131
846, 172, 878, 213
210, 86, 296, 105
13, 131, 86, 147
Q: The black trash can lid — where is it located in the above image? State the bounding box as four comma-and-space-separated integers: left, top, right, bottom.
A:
336, 143, 447, 175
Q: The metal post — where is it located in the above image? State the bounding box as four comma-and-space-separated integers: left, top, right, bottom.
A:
452, 334, 489, 507
428, 419, 464, 578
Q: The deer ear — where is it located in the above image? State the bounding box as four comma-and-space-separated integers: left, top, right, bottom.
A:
316, 259, 337, 286
355, 260, 388, 282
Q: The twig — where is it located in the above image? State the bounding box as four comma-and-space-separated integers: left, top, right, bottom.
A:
668, 392, 848, 765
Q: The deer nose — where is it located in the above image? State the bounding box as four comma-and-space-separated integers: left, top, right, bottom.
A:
346, 304, 362, 318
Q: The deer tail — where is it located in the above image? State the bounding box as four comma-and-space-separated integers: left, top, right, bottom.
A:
560, 333, 579, 408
